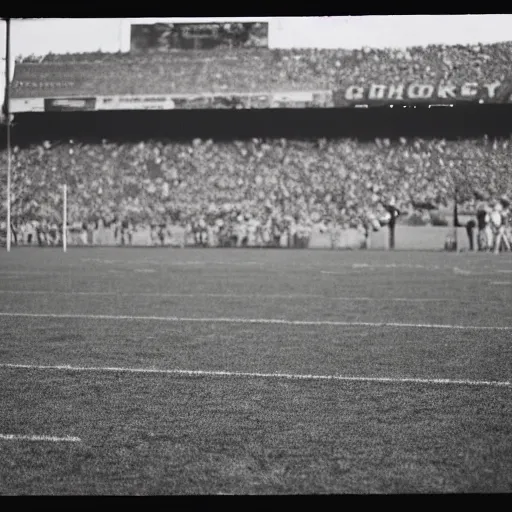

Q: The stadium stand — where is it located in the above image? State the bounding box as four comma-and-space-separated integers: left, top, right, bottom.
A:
1, 134, 511, 247
13, 42, 512, 96
2, 43, 512, 249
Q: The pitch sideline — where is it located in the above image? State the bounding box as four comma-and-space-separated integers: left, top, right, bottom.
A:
0, 311, 511, 330
0, 433, 81, 442
1, 362, 510, 388
0, 289, 509, 304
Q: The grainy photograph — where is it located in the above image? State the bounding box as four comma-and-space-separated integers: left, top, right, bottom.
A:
0, 15, 511, 495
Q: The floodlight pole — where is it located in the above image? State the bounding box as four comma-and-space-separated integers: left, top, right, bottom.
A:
5, 18, 11, 251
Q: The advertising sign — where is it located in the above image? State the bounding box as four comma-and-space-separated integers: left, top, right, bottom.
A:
44, 97, 96, 111
334, 81, 507, 106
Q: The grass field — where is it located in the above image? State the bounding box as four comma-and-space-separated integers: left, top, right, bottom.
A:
0, 247, 511, 494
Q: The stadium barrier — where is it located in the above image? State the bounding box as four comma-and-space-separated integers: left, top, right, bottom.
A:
368, 226, 471, 251
8, 224, 474, 251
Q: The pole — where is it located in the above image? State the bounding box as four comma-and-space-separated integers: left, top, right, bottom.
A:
62, 184, 67, 252
450, 159, 460, 252
5, 18, 11, 251
453, 189, 458, 251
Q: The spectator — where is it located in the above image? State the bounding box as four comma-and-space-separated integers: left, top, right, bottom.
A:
15, 41, 512, 96
4, 41, 512, 247
2, 135, 512, 247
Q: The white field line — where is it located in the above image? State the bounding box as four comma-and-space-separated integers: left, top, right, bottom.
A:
0, 271, 63, 274
1, 363, 510, 388
489, 281, 512, 285
0, 289, 507, 304
0, 265, 502, 277
0, 272, 64, 277
0, 311, 510, 330
322, 267, 512, 276
80, 259, 264, 266
0, 434, 81, 443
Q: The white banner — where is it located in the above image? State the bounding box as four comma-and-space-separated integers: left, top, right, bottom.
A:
271, 91, 314, 104
10, 98, 45, 113
95, 95, 176, 111
341, 81, 503, 104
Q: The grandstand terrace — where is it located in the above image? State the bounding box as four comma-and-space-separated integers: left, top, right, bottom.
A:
11, 42, 512, 100
2, 39, 512, 249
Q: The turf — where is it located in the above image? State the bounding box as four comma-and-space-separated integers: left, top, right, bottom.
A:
0, 248, 511, 494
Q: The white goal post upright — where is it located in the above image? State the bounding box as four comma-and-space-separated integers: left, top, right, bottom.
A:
62, 184, 67, 252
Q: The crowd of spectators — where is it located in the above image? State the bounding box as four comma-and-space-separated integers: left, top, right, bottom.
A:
1, 136, 511, 247
5, 41, 512, 248
15, 41, 512, 97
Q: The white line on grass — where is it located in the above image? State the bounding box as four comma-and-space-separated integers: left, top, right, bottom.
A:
0, 271, 64, 276
1, 363, 510, 388
0, 289, 508, 304
0, 434, 81, 443
0, 311, 510, 330
80, 259, 263, 266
